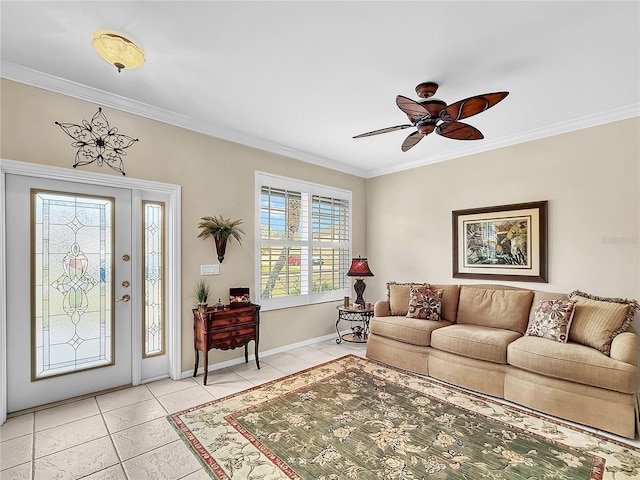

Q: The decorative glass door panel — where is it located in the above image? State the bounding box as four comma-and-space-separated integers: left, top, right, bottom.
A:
32, 191, 115, 379
143, 201, 165, 357
6, 174, 132, 412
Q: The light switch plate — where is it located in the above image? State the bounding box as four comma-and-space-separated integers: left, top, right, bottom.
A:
200, 264, 220, 275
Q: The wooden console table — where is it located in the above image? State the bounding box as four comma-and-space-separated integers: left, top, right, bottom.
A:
192, 304, 261, 385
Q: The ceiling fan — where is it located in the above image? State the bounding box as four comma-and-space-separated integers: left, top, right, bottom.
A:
353, 82, 509, 152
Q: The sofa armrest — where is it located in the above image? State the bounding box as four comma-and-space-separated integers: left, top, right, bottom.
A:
374, 300, 391, 317
610, 332, 639, 366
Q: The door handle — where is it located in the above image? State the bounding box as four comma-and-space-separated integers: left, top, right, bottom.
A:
115, 294, 131, 303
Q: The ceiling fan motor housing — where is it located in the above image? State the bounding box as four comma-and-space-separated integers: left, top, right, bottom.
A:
415, 99, 447, 134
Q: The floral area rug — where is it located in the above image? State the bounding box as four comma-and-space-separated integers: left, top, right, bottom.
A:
169, 355, 640, 479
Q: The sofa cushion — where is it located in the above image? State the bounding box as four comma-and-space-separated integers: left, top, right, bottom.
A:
429, 284, 461, 323
387, 282, 427, 316
457, 287, 534, 334
568, 290, 640, 355
369, 316, 452, 347
507, 336, 638, 394
431, 324, 522, 364
407, 286, 443, 320
525, 299, 576, 343
387, 282, 460, 322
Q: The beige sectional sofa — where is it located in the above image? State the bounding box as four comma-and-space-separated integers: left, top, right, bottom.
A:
365, 283, 640, 438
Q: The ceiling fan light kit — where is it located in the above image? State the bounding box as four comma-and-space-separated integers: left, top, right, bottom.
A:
354, 82, 509, 152
92, 29, 145, 73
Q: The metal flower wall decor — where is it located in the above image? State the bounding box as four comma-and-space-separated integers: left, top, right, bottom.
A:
56, 107, 139, 176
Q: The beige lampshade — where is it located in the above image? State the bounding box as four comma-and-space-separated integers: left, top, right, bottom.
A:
92, 29, 145, 72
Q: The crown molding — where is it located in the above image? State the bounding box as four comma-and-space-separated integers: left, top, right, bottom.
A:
2, 62, 637, 180
365, 103, 640, 178
0, 62, 367, 178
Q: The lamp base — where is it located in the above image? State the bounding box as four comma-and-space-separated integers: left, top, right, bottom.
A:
353, 278, 366, 306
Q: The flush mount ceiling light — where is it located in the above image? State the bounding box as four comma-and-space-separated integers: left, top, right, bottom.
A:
92, 29, 145, 72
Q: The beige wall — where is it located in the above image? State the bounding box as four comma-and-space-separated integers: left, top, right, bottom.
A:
3, 78, 639, 374
0, 79, 368, 372
366, 117, 640, 327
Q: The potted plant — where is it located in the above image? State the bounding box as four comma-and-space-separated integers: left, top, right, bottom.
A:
195, 280, 210, 311
197, 215, 245, 263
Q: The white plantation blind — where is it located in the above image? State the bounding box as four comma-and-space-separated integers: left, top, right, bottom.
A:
256, 172, 352, 310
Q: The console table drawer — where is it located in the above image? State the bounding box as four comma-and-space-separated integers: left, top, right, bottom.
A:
209, 326, 256, 343
208, 313, 255, 329
209, 334, 256, 350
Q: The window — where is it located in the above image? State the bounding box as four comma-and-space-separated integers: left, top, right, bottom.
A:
256, 172, 352, 310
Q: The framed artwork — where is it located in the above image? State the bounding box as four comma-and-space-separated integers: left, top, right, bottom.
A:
452, 201, 548, 282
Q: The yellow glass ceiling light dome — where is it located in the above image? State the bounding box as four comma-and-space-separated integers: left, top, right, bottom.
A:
92, 29, 145, 72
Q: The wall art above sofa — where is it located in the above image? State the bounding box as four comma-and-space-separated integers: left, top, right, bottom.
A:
452, 200, 548, 282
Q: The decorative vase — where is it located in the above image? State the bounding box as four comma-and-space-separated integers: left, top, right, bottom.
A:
197, 303, 208, 313
215, 237, 227, 263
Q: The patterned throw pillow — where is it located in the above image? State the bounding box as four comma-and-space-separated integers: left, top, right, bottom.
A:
525, 299, 577, 342
406, 285, 443, 321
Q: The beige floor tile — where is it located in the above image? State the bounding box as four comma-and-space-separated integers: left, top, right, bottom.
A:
283, 345, 319, 358
262, 352, 315, 375
180, 470, 214, 480
156, 385, 215, 414
111, 417, 179, 461
0, 414, 33, 442
0, 434, 32, 470
102, 398, 167, 433
33, 436, 118, 480
145, 376, 198, 397
192, 366, 244, 383
34, 398, 100, 432
321, 341, 365, 357
226, 358, 263, 374
201, 376, 255, 399
232, 364, 287, 384
80, 465, 127, 479
121, 439, 202, 479
96, 385, 153, 413
286, 347, 338, 365
34, 414, 107, 458
0, 461, 32, 480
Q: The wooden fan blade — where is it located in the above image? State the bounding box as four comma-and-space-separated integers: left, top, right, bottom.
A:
437, 122, 484, 140
443, 92, 509, 121
353, 124, 413, 138
396, 95, 430, 121
401, 131, 425, 152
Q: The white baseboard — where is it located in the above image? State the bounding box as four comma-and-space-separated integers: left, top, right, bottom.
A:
182, 331, 344, 379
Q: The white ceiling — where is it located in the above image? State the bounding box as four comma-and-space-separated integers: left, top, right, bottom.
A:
1, 1, 638, 178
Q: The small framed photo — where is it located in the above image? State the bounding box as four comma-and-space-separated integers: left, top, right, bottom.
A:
229, 287, 251, 308
452, 201, 548, 282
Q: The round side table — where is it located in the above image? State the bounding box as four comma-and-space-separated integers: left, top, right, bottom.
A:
336, 305, 374, 343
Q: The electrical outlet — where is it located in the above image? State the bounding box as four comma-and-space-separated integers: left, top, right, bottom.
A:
200, 264, 220, 275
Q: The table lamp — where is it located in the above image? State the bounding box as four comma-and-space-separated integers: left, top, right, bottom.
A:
347, 256, 374, 306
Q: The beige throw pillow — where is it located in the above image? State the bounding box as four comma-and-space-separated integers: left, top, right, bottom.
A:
568, 290, 639, 355
525, 299, 576, 342
387, 282, 428, 316
406, 286, 443, 321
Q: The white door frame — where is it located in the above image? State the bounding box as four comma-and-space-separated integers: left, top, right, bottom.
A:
0, 159, 182, 424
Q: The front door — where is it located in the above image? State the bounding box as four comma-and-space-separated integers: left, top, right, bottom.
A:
6, 174, 133, 412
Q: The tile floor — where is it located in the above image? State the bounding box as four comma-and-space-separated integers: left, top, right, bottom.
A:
0, 339, 366, 479
2, 338, 639, 479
